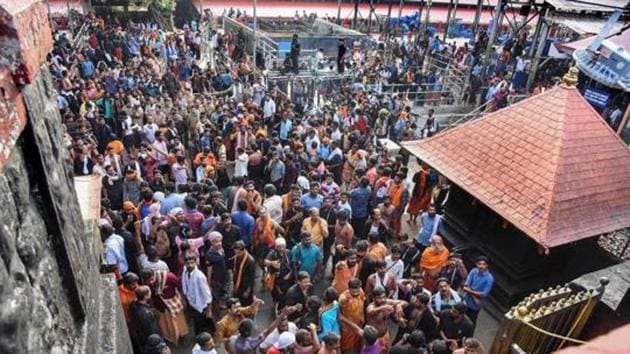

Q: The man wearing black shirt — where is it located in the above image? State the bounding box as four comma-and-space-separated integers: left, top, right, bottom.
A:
337, 38, 346, 74
290, 34, 301, 74
439, 302, 474, 350
395, 292, 438, 343
390, 329, 427, 354
282, 271, 314, 321
264, 237, 294, 307
320, 196, 337, 265
232, 241, 257, 306
215, 213, 241, 268
205, 231, 229, 312
129, 286, 161, 352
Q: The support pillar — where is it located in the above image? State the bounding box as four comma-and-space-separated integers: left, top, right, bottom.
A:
472, 0, 483, 40
482, 1, 502, 80
617, 102, 630, 137
526, 7, 549, 92
353, 0, 360, 29
386, 1, 393, 35
397, 0, 405, 35
424, 0, 432, 33
443, 0, 454, 41
337, 0, 342, 25
368, 0, 374, 34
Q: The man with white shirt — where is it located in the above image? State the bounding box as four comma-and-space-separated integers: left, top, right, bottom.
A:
234, 147, 249, 178
143, 116, 159, 143
151, 132, 169, 173
182, 254, 214, 334
263, 184, 284, 223
100, 223, 128, 279
263, 96, 276, 124
259, 316, 298, 351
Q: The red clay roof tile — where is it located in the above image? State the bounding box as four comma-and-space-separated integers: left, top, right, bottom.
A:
402, 86, 630, 248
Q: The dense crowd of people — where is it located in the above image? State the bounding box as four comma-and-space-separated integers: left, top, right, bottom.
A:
46, 9, 533, 354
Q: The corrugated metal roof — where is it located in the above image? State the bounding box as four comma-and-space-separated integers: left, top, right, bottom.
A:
546, 0, 629, 12
551, 15, 626, 35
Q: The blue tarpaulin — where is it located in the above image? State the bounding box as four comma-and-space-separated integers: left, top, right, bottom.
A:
387, 11, 421, 34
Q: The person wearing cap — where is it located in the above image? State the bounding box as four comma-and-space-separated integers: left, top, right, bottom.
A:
264, 237, 295, 306
204, 231, 228, 310
265, 331, 296, 354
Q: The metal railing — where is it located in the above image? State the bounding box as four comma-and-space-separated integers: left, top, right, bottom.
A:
222, 15, 279, 63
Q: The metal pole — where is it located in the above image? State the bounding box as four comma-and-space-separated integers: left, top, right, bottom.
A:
528, 6, 544, 57
353, 0, 359, 29
526, 7, 549, 92
337, 0, 342, 25
398, 0, 404, 25
443, 0, 454, 41
386, 1, 393, 35
253, 0, 257, 68
481, 1, 501, 80
45, 0, 52, 26
368, 0, 374, 34
418, 0, 424, 34
472, 0, 483, 40
451, 0, 460, 38
424, 0, 432, 33
616, 102, 630, 136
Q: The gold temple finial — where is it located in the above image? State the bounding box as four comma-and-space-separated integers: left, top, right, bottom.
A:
561, 66, 580, 88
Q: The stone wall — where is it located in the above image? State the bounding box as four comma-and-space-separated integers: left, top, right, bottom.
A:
0, 65, 132, 354
0, 0, 132, 351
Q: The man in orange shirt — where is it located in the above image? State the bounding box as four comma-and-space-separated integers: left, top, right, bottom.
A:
388, 172, 409, 236
118, 272, 139, 323
339, 278, 366, 353
301, 208, 329, 249
366, 232, 387, 261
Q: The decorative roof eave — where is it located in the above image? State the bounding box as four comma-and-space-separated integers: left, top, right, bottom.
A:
402, 141, 552, 248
